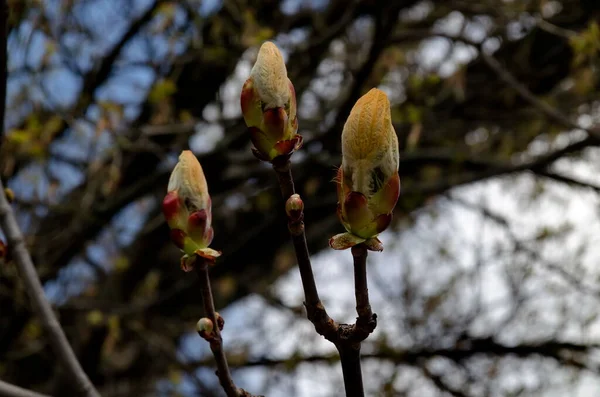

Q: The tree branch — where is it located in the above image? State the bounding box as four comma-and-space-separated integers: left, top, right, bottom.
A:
76, 0, 163, 112
450, 195, 600, 299
0, 184, 101, 397
272, 158, 339, 341
273, 159, 382, 397
351, 244, 376, 340
334, 244, 378, 397
185, 337, 597, 371
195, 259, 257, 397
338, 347, 364, 397
439, 33, 600, 140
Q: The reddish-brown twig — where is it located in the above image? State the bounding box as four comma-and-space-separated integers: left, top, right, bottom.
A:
273, 157, 378, 397
272, 158, 339, 341
195, 259, 260, 397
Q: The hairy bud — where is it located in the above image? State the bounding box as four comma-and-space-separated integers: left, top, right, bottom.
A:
162, 151, 221, 269
241, 41, 302, 162
330, 89, 400, 250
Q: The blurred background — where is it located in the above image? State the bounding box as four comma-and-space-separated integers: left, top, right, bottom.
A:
2, 0, 600, 396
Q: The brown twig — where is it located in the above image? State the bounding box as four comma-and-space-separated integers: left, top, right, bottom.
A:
272, 157, 339, 340
273, 157, 374, 397
335, 244, 377, 397
338, 346, 364, 397
0, 186, 101, 397
351, 244, 377, 340
0, 380, 52, 397
194, 259, 257, 397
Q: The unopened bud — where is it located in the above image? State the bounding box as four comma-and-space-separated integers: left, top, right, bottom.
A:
196, 317, 214, 336
285, 194, 304, 221
250, 42, 290, 110
163, 151, 221, 265
240, 41, 302, 162
333, 88, 400, 245
214, 312, 225, 331
341, 88, 399, 196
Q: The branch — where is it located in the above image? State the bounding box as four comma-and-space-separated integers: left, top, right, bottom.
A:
0, 380, 51, 397
0, 185, 101, 397
325, 2, 409, 152
532, 169, 600, 193
335, 244, 378, 397
419, 365, 470, 397
439, 33, 600, 140
351, 244, 376, 340
272, 158, 339, 341
396, 135, 598, 199
184, 337, 598, 372
195, 259, 258, 397
450, 195, 600, 299
4, 0, 163, 178
77, 0, 162, 109
273, 159, 378, 397
479, 50, 600, 139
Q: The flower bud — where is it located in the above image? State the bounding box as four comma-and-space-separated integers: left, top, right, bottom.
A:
196, 317, 214, 340
240, 41, 302, 161
214, 312, 225, 331
330, 89, 400, 250
285, 194, 304, 221
162, 151, 221, 267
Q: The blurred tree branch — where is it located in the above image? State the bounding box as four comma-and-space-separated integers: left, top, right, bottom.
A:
183, 337, 598, 371
0, 182, 100, 397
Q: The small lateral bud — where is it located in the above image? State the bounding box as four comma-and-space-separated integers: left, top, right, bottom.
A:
196, 317, 214, 337
214, 312, 225, 331
285, 194, 304, 221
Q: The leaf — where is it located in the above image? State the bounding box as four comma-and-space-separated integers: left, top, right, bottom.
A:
329, 232, 366, 250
